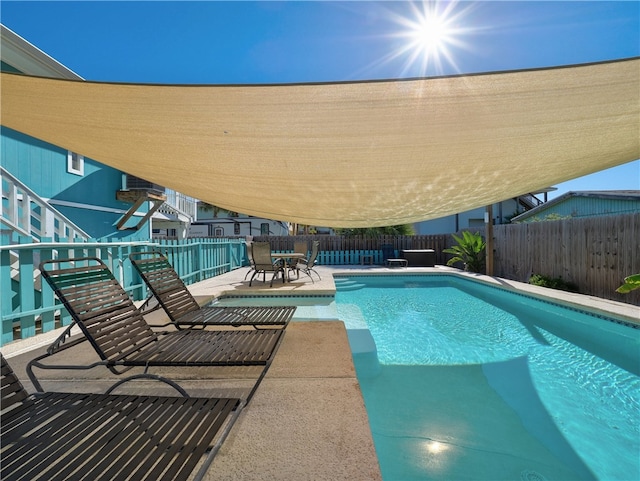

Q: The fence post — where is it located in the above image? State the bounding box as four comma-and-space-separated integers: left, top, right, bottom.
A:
0, 248, 13, 345
38, 239, 56, 333
18, 236, 36, 339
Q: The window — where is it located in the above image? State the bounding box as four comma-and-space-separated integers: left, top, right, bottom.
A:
214, 227, 224, 237
67, 151, 84, 176
260, 223, 270, 235
234, 223, 240, 235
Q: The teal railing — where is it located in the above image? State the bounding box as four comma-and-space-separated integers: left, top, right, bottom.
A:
0, 237, 246, 346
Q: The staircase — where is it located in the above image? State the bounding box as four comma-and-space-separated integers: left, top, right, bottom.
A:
1, 166, 90, 242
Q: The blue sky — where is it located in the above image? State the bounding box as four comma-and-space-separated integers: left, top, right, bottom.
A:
2, 0, 638, 199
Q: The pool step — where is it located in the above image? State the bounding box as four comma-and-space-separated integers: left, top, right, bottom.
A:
335, 279, 366, 291
347, 328, 381, 378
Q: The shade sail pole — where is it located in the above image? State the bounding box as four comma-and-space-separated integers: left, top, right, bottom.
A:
485, 205, 494, 276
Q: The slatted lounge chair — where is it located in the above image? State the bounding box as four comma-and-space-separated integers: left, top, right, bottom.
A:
129, 251, 294, 329
28, 257, 285, 403
1, 354, 242, 481
248, 242, 285, 287
292, 240, 322, 283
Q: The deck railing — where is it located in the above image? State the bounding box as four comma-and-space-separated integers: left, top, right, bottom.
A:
0, 237, 245, 346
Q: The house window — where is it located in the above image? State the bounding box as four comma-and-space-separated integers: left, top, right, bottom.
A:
67, 151, 84, 176
260, 223, 270, 235
214, 227, 224, 237
234, 223, 240, 235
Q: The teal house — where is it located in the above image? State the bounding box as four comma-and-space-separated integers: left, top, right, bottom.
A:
511, 190, 640, 223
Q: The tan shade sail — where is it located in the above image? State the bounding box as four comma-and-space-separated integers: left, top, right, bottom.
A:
1, 59, 639, 227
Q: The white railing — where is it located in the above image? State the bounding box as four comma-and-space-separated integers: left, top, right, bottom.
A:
1, 167, 90, 242
160, 189, 198, 221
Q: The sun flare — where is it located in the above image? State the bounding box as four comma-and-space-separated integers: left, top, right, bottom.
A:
384, 0, 472, 77
410, 13, 451, 55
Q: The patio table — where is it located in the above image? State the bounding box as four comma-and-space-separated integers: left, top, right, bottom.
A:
272, 253, 306, 282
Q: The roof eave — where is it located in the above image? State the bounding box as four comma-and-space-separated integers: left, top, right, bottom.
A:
0, 24, 83, 80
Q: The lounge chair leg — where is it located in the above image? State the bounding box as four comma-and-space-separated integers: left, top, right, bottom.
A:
104, 373, 189, 396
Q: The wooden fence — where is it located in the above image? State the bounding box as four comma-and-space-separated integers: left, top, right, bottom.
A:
493, 213, 639, 305
253, 234, 451, 266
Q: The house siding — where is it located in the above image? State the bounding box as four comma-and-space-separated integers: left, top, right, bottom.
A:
518, 196, 640, 222
2, 126, 149, 240
413, 198, 523, 235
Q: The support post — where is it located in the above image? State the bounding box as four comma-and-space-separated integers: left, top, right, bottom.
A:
485, 205, 494, 276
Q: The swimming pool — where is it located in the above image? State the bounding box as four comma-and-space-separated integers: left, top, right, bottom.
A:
216, 275, 639, 480
334, 275, 639, 481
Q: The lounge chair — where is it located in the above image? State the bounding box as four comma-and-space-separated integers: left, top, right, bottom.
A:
292, 240, 321, 282
28, 257, 285, 403
248, 242, 285, 287
1, 354, 242, 481
129, 251, 294, 329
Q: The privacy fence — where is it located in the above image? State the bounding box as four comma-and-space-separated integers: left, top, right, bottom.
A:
492, 213, 639, 306
1, 213, 637, 346
259, 234, 451, 266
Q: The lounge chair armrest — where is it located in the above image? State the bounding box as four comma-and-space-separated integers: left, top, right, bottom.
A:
26, 353, 132, 393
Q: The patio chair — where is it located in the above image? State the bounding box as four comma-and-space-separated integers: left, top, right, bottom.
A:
130, 251, 294, 329
248, 242, 285, 287
288, 241, 309, 279
293, 240, 321, 283
1, 354, 243, 481
380, 244, 395, 265
28, 257, 285, 403
243, 240, 256, 280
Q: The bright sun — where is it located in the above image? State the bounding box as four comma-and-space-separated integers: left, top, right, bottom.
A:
387, 1, 469, 77
412, 14, 451, 54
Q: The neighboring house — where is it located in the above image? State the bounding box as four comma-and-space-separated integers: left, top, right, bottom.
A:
1, 25, 197, 242
188, 205, 289, 237
413, 190, 553, 235
511, 190, 640, 223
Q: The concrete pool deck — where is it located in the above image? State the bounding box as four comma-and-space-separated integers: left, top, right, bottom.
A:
2, 264, 638, 480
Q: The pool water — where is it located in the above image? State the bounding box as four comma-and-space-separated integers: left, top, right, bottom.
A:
215, 276, 639, 480
334, 275, 640, 481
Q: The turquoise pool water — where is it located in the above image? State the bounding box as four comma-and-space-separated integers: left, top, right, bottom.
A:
216, 276, 640, 480
335, 275, 639, 481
